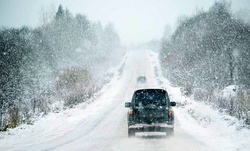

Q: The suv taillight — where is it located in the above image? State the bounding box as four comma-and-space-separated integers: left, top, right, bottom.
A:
168, 109, 173, 115
129, 109, 133, 115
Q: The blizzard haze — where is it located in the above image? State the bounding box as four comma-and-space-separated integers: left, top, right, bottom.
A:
0, 0, 249, 46
1, 50, 250, 150
1, 0, 250, 150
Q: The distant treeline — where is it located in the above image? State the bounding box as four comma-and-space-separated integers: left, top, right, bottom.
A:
0, 5, 122, 130
160, 1, 250, 122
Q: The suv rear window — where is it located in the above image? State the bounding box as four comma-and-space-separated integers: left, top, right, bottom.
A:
133, 89, 169, 107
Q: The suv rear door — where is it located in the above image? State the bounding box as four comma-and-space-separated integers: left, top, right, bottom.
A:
131, 89, 170, 124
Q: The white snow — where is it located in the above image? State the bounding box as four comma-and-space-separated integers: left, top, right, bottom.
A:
0, 50, 249, 151
221, 85, 239, 99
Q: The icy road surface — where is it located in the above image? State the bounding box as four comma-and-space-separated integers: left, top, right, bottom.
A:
0, 50, 249, 151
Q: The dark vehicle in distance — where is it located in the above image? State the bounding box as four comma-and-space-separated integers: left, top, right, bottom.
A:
137, 76, 147, 83
125, 89, 176, 137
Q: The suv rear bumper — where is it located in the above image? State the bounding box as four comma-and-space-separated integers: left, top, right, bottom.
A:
128, 123, 174, 132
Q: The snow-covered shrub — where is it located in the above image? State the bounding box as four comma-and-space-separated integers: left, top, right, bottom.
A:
55, 68, 94, 107
180, 82, 193, 96
193, 88, 210, 101
6, 105, 20, 130
56, 68, 92, 90
209, 86, 250, 124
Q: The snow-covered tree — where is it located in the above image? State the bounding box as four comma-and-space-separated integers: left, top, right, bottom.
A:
160, 0, 250, 122
0, 4, 122, 130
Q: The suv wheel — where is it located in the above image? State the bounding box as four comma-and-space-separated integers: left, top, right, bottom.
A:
166, 128, 174, 136
128, 129, 135, 137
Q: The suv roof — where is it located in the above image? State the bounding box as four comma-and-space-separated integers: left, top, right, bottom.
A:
134, 88, 167, 93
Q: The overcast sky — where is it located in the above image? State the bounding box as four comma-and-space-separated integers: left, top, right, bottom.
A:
0, 0, 249, 46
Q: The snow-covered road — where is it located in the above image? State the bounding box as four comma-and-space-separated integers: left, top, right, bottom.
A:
0, 50, 249, 151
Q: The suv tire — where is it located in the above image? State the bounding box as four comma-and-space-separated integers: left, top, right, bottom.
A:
128, 129, 135, 137
166, 128, 174, 136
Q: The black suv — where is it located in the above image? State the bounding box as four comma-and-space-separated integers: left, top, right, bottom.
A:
125, 89, 176, 137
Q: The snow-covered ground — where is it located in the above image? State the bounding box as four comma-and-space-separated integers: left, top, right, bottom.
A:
0, 50, 249, 151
